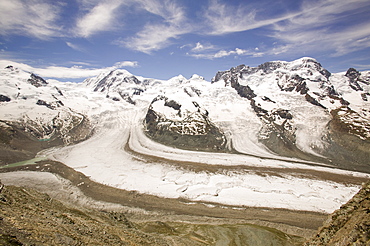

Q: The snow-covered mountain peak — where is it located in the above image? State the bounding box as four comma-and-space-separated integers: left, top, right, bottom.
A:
189, 74, 205, 81
0, 67, 91, 145
83, 69, 136, 91
1, 65, 48, 87
168, 74, 187, 83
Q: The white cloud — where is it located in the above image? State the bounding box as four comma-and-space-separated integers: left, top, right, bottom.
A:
74, 0, 124, 38
123, 24, 191, 54
268, 0, 370, 56
191, 42, 216, 52
0, 0, 62, 39
0, 60, 139, 79
204, 0, 299, 35
112, 61, 139, 68
189, 48, 263, 59
66, 42, 85, 52
119, 0, 192, 53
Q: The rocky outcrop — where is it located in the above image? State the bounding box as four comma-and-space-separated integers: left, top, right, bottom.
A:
346, 68, 364, 91
305, 181, 370, 245
0, 95, 11, 102
28, 73, 48, 87
144, 96, 226, 151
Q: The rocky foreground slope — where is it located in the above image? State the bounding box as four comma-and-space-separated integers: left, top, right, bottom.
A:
1, 178, 369, 245
305, 181, 370, 245
0, 180, 304, 246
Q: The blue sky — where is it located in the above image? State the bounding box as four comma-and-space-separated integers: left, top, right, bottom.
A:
1, 0, 370, 82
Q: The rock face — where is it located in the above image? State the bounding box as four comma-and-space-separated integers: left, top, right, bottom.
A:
305, 181, 370, 245
144, 95, 226, 151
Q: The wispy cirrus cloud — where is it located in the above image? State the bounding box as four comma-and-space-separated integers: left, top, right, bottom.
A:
74, 0, 125, 38
191, 42, 216, 52
204, 0, 299, 36
118, 0, 192, 54
188, 46, 263, 59
0, 0, 62, 39
192, 0, 370, 59
0, 60, 139, 79
263, 0, 370, 57
66, 42, 85, 52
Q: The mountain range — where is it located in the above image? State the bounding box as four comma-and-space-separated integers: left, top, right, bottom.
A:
1, 57, 369, 172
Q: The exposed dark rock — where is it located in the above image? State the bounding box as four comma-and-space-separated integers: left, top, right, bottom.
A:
261, 96, 276, 103
295, 58, 331, 79
0, 95, 11, 102
346, 68, 361, 81
327, 94, 350, 106
258, 61, 284, 74
119, 92, 135, 105
93, 71, 115, 92
305, 94, 326, 109
144, 97, 226, 151
164, 99, 181, 110
277, 74, 305, 92
124, 76, 140, 84
273, 109, 293, 120
296, 81, 309, 94
55, 87, 64, 96
250, 99, 268, 117
28, 73, 48, 88
36, 99, 54, 109
346, 68, 364, 91
229, 76, 256, 100
133, 88, 144, 95
211, 70, 228, 83
361, 92, 370, 101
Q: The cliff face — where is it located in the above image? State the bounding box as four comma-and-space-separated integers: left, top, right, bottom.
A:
305, 181, 370, 245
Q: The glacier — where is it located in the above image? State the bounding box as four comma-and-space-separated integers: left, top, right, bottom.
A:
1, 58, 369, 213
